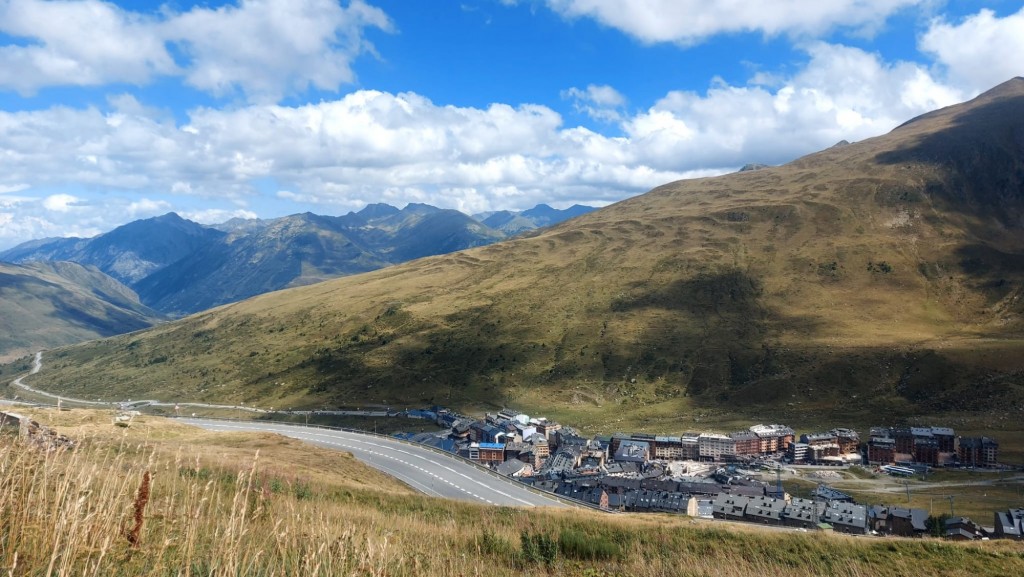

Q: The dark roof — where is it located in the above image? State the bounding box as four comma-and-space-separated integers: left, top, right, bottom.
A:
496, 459, 528, 476
889, 507, 929, 531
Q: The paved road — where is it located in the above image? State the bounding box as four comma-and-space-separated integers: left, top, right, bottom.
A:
9, 352, 393, 417
181, 418, 568, 508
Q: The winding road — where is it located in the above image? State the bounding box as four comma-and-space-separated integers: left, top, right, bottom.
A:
6, 352, 569, 508
181, 419, 566, 507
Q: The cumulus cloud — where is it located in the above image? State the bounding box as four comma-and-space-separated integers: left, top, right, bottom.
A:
621, 43, 964, 170
0, 0, 178, 95
42, 193, 83, 212
127, 198, 172, 217
542, 0, 925, 45
0, 0, 391, 101
920, 7, 1024, 93
166, 0, 393, 102
0, 41, 966, 232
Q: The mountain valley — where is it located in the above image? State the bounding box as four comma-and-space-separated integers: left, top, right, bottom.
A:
6, 79, 1024, 435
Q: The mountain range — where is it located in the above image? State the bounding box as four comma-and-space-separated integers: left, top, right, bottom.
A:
0, 261, 163, 362
8, 78, 1024, 433
1, 202, 594, 317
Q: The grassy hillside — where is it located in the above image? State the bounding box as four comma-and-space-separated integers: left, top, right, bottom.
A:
3, 409, 1022, 576
7, 79, 1024, 437
0, 261, 163, 362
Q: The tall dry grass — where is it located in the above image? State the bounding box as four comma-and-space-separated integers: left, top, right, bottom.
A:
2, 426, 1024, 577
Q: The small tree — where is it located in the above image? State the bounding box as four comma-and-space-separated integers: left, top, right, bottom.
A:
925, 513, 951, 537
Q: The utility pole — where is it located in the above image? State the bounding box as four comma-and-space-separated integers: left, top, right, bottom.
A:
904, 480, 911, 503
948, 495, 955, 517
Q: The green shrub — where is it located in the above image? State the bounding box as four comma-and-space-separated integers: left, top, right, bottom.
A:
558, 527, 623, 561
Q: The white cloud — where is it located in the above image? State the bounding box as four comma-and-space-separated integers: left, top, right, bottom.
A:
0, 0, 391, 101
920, 7, 1024, 93
42, 193, 82, 212
542, 0, 924, 45
179, 208, 259, 225
0, 40, 983, 246
563, 84, 626, 121
127, 198, 172, 217
621, 43, 964, 170
0, 0, 177, 95
0, 183, 30, 194
165, 0, 393, 102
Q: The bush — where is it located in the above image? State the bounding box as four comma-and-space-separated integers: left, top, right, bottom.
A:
521, 529, 557, 566
478, 529, 518, 562
558, 528, 623, 561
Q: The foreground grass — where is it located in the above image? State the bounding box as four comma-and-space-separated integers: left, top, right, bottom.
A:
3, 410, 1024, 576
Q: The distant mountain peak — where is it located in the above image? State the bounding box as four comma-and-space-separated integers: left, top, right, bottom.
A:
357, 203, 400, 219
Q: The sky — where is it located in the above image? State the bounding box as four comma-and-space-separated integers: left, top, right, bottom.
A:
0, 0, 1022, 249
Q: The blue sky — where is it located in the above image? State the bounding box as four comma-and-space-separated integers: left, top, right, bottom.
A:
0, 0, 1022, 248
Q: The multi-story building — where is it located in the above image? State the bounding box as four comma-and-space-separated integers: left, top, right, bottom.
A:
654, 436, 684, 460
698, 433, 736, 461
892, 427, 916, 457
958, 437, 999, 467
867, 436, 896, 464
528, 435, 550, 463
729, 431, 760, 456
632, 433, 658, 457
931, 427, 956, 453
614, 440, 650, 463
913, 438, 940, 466
808, 444, 841, 463
533, 419, 560, 440
680, 433, 700, 460
477, 442, 505, 465
801, 432, 838, 448
749, 424, 795, 455
831, 428, 860, 454
608, 433, 631, 458
788, 442, 809, 463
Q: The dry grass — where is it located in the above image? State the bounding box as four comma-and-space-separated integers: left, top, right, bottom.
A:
2, 410, 1024, 576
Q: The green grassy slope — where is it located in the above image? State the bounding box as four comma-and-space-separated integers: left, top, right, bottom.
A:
0, 261, 164, 362
10, 78, 1024, 437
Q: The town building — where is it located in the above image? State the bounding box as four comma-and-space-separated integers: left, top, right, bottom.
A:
876, 507, 929, 537
831, 428, 860, 454
931, 427, 956, 453
729, 431, 761, 456
994, 508, 1024, 539
743, 495, 786, 526
867, 436, 896, 465
749, 424, 795, 455
801, 432, 838, 447
477, 442, 505, 465
614, 440, 650, 463
654, 436, 684, 460
958, 437, 999, 467
945, 517, 987, 541
821, 502, 868, 534
782, 498, 820, 530
680, 433, 701, 460
788, 442, 809, 463
698, 433, 736, 461
712, 494, 748, 521
913, 437, 940, 466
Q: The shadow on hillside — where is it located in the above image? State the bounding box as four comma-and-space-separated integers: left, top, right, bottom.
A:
955, 244, 1024, 304
875, 92, 1024, 227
